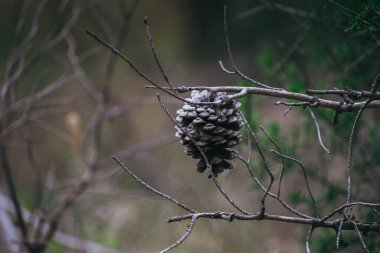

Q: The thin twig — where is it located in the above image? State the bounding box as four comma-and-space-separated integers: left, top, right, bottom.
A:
144, 16, 178, 95
347, 74, 380, 204
237, 155, 312, 219
336, 74, 380, 250
0, 145, 28, 243
239, 111, 274, 206
222, 5, 282, 90
344, 42, 380, 73
322, 202, 380, 222
306, 88, 380, 100
346, 108, 363, 204
308, 108, 330, 154
275, 101, 312, 107
260, 0, 344, 29
237, 4, 266, 19
103, 0, 140, 102
272, 32, 306, 75
271, 150, 320, 217
86, 30, 190, 105
345, 213, 370, 253
112, 156, 195, 213
282, 105, 293, 117
372, 208, 380, 217
159, 215, 197, 253
306, 226, 315, 253
2, 75, 76, 121
65, 32, 100, 101
259, 126, 285, 198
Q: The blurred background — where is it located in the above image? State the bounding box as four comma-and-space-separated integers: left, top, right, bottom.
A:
0, 0, 379, 252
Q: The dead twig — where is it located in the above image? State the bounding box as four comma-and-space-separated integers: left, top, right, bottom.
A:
146, 85, 380, 110
221, 5, 283, 90
159, 214, 197, 253
271, 151, 320, 218
259, 126, 285, 198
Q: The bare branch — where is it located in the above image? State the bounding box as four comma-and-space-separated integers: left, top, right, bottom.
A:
147, 85, 380, 110
167, 211, 380, 233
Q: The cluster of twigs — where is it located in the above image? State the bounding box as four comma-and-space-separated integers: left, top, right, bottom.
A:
85, 3, 380, 252
0, 1, 143, 253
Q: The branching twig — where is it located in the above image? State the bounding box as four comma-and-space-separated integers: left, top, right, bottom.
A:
222, 5, 282, 90
335, 73, 380, 249
259, 126, 285, 198
239, 112, 274, 207
237, 155, 312, 219
271, 150, 320, 218
346, 74, 380, 205
322, 202, 380, 222
159, 215, 197, 253
86, 30, 191, 105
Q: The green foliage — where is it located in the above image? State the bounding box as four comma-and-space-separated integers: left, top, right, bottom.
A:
323, 185, 339, 203
256, 48, 276, 76
284, 62, 305, 90
85, 218, 120, 249
288, 191, 307, 205
310, 40, 329, 65
368, 122, 380, 139
332, 41, 350, 62
45, 242, 65, 253
347, 1, 380, 31
266, 122, 280, 138
310, 230, 338, 253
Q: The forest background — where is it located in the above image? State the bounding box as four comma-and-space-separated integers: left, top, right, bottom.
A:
0, 1, 379, 253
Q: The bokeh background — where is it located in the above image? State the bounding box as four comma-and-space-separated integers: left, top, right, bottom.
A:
1, 1, 379, 252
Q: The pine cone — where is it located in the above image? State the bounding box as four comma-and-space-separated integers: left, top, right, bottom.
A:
175, 90, 244, 177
